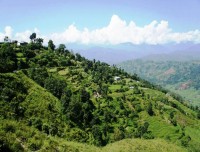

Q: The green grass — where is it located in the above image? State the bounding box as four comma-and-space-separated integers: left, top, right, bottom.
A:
2, 40, 200, 152
102, 138, 186, 152
0, 119, 186, 152
58, 68, 69, 76
185, 126, 200, 149
48, 67, 57, 73
16, 52, 24, 57
147, 117, 182, 141
166, 85, 200, 106
109, 85, 121, 91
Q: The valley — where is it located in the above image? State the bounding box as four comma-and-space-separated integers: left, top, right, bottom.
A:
118, 59, 200, 107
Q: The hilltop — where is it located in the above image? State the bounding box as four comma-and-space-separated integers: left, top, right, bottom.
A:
0, 37, 200, 151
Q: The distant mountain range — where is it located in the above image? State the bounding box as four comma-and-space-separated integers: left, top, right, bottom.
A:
70, 42, 200, 64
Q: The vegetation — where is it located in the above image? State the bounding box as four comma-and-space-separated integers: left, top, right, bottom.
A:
118, 59, 200, 106
0, 36, 200, 151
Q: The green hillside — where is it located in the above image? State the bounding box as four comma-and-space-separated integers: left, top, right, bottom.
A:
1, 39, 200, 151
118, 59, 200, 106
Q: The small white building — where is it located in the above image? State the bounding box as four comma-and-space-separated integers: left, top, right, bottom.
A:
114, 76, 121, 81
17, 41, 28, 46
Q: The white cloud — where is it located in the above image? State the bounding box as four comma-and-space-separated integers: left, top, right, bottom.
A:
1, 15, 200, 45
0, 26, 13, 41
49, 15, 200, 45
15, 28, 41, 42
5, 26, 13, 38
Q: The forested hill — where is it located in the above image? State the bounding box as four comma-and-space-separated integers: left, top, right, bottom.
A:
1, 37, 200, 152
118, 59, 200, 106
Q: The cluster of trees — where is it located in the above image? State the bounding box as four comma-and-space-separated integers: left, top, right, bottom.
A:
23, 65, 158, 146
29, 33, 44, 50
1, 35, 200, 151
0, 73, 27, 119
0, 33, 73, 73
0, 43, 17, 73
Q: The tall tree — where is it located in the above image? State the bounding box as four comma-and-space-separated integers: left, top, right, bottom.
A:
48, 40, 55, 51
35, 38, 43, 48
30, 33, 36, 42
57, 44, 66, 54
147, 102, 154, 116
44, 77, 67, 99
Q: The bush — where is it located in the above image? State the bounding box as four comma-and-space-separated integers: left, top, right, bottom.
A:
147, 102, 154, 116
135, 104, 142, 112
3, 123, 16, 133
181, 135, 191, 147
67, 128, 89, 143
143, 131, 154, 139
28, 140, 42, 151
113, 128, 125, 141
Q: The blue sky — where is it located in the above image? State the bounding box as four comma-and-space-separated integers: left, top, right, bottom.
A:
0, 0, 200, 45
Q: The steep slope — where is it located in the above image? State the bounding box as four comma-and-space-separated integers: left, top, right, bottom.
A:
118, 59, 200, 106
1, 42, 200, 151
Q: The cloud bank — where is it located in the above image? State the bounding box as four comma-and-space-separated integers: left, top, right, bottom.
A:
1, 15, 200, 45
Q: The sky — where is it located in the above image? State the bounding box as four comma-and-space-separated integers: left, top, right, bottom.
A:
0, 0, 200, 45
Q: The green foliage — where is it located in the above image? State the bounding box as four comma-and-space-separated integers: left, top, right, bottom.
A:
197, 110, 200, 119
29, 33, 36, 42
118, 59, 200, 106
180, 135, 191, 147
0, 73, 27, 119
134, 122, 153, 138
27, 67, 49, 86
67, 128, 89, 143
1, 40, 200, 151
44, 77, 67, 99
57, 44, 66, 54
64, 89, 95, 128
113, 128, 125, 141
0, 43, 17, 72
48, 39, 55, 51
147, 102, 154, 116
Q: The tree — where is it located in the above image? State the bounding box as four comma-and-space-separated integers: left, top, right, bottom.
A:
30, 33, 36, 42
91, 125, 104, 146
44, 77, 67, 99
64, 89, 95, 128
48, 40, 55, 51
57, 44, 66, 54
4, 36, 9, 43
61, 87, 72, 111
147, 102, 154, 116
113, 128, 125, 141
197, 110, 200, 119
35, 38, 43, 45
134, 122, 149, 138
28, 67, 49, 87
35, 38, 43, 49
80, 89, 91, 102
0, 43, 17, 72
75, 53, 82, 61
17, 59, 28, 70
